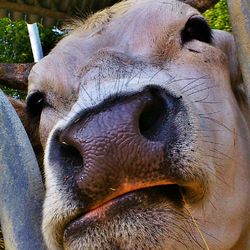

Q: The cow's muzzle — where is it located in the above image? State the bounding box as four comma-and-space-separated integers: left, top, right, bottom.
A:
49, 86, 195, 217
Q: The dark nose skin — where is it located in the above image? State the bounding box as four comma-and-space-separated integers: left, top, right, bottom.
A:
60, 87, 181, 210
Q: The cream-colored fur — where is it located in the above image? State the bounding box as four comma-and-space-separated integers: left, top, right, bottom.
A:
26, 0, 250, 249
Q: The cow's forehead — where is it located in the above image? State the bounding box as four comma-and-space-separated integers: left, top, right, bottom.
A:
28, 0, 200, 97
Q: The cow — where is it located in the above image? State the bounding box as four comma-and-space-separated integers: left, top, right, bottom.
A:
2, 0, 250, 249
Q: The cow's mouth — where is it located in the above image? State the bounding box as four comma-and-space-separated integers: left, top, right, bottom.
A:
63, 184, 184, 241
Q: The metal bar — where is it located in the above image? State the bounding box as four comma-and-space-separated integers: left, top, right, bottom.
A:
227, 0, 250, 98
0, 91, 45, 250
27, 23, 43, 62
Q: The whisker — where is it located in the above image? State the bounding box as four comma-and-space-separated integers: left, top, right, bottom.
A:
181, 190, 210, 250
182, 81, 209, 94
180, 75, 209, 92
186, 85, 218, 97
80, 84, 93, 102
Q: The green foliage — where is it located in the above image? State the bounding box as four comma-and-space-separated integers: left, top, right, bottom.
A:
0, 18, 31, 63
0, 18, 63, 98
204, 0, 232, 32
0, 18, 63, 63
1, 86, 26, 100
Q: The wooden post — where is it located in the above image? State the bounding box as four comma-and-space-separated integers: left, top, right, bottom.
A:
227, 0, 250, 99
0, 63, 34, 91
184, 0, 220, 12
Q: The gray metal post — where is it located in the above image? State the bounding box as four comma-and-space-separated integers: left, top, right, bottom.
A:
27, 23, 43, 62
0, 91, 46, 250
227, 0, 250, 99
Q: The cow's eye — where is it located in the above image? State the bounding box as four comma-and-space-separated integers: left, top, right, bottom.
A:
181, 16, 213, 44
26, 91, 46, 116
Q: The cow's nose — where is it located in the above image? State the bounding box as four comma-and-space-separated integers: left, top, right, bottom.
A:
58, 86, 182, 208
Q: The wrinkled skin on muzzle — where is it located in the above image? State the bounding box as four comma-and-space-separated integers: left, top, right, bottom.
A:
26, 0, 250, 249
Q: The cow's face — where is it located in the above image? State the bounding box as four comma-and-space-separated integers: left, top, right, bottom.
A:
26, 0, 250, 249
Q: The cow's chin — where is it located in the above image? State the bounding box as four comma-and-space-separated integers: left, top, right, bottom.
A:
62, 185, 198, 250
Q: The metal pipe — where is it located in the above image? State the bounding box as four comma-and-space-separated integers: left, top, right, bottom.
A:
27, 23, 43, 62
227, 0, 250, 99
0, 91, 46, 250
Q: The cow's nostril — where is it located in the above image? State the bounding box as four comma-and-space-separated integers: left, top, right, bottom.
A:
59, 141, 83, 174
139, 89, 169, 141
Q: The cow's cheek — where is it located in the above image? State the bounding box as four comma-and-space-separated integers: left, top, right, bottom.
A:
39, 107, 61, 149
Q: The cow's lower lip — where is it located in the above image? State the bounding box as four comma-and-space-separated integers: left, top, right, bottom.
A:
64, 184, 182, 241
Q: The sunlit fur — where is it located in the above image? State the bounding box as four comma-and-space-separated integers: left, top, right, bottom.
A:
26, 0, 250, 249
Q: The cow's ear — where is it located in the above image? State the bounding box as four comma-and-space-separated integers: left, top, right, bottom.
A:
9, 97, 41, 147
212, 30, 242, 87
212, 30, 246, 104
